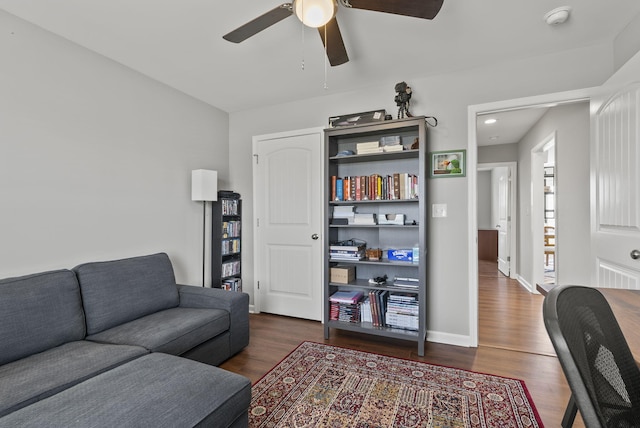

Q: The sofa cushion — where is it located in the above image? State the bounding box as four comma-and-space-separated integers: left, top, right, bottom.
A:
0, 353, 252, 428
74, 253, 180, 335
0, 341, 147, 417
0, 270, 85, 366
86, 307, 230, 356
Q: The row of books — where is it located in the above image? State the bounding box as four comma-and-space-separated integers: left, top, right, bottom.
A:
221, 277, 242, 292
329, 289, 419, 331
221, 199, 240, 216
221, 260, 241, 277
221, 238, 241, 255
331, 174, 418, 202
221, 221, 241, 238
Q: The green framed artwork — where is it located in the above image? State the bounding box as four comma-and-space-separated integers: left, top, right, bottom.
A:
430, 149, 466, 177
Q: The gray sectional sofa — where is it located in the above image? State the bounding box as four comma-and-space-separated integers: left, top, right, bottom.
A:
0, 252, 251, 427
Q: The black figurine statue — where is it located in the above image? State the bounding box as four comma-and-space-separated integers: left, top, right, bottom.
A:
394, 81, 412, 119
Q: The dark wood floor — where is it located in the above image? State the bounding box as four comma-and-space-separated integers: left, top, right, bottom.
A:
221, 261, 582, 427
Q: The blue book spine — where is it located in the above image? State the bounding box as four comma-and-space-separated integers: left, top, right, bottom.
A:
336, 178, 343, 201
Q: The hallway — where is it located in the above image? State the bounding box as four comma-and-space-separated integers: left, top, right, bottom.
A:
478, 260, 555, 356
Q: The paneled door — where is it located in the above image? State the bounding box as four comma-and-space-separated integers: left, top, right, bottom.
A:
495, 167, 511, 276
253, 127, 324, 320
591, 83, 640, 289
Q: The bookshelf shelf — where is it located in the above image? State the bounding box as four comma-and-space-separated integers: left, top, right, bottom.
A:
330, 199, 418, 205
211, 191, 242, 292
323, 116, 428, 356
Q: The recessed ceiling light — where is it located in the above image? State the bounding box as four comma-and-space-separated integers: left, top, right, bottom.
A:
484, 118, 497, 125
489, 136, 500, 141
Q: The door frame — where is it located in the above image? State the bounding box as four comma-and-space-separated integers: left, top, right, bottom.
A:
531, 132, 556, 289
467, 88, 595, 347
252, 126, 325, 315
477, 162, 518, 279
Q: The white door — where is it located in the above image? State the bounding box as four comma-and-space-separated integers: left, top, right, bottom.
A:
495, 167, 511, 276
253, 128, 324, 320
591, 83, 640, 289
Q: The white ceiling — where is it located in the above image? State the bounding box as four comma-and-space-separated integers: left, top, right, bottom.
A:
1, 0, 639, 117
476, 107, 550, 147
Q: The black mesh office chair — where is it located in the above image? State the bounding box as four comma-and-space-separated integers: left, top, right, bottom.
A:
543, 285, 640, 427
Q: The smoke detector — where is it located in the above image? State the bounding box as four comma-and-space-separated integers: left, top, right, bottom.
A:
544, 6, 571, 25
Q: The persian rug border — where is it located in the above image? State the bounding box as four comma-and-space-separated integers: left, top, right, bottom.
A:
249, 341, 544, 428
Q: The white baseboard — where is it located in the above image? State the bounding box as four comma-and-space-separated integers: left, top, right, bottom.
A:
427, 330, 473, 347
249, 304, 257, 314
516, 275, 535, 293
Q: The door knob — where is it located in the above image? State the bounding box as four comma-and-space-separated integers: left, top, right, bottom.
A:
631, 249, 640, 260
311, 234, 319, 240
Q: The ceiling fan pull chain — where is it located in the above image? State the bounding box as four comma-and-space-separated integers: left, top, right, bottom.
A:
301, 2, 305, 70
324, 25, 328, 89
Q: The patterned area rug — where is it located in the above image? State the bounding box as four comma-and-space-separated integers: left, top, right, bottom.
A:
250, 342, 543, 427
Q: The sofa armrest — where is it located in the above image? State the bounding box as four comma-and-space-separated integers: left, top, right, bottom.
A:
177, 285, 249, 355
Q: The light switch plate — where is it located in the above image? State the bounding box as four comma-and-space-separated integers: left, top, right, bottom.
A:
432, 203, 447, 218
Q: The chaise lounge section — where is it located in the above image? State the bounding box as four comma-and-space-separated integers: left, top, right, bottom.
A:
0, 252, 251, 427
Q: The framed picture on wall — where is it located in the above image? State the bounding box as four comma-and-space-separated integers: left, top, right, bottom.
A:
430, 149, 466, 177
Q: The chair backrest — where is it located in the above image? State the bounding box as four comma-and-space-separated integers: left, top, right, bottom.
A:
543, 285, 640, 427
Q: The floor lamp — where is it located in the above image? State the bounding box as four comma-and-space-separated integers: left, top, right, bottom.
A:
191, 169, 218, 287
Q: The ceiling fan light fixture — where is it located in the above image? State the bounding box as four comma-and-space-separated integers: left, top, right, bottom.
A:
294, 0, 337, 28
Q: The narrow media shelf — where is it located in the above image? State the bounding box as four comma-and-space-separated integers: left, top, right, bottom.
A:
211, 191, 243, 292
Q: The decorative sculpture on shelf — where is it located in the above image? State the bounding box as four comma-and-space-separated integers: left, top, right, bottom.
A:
394, 81, 413, 119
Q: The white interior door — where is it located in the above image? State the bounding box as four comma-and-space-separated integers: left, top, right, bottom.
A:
495, 167, 511, 276
253, 128, 324, 320
591, 83, 640, 289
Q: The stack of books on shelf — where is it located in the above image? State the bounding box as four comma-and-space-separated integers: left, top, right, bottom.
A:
221, 277, 242, 292
221, 260, 241, 277
385, 293, 419, 331
356, 141, 382, 155
330, 174, 419, 202
222, 221, 241, 238
331, 205, 355, 225
329, 290, 363, 323
391, 276, 420, 290
330, 242, 366, 261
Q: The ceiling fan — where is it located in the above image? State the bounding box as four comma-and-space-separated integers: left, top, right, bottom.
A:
223, 0, 444, 66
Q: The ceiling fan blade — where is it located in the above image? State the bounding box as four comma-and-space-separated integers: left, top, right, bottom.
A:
223, 3, 293, 43
346, 0, 444, 20
318, 17, 349, 66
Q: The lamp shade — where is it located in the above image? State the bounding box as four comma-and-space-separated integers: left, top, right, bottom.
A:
191, 169, 218, 201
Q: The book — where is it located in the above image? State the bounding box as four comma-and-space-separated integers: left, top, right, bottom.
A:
383, 145, 404, 152
356, 141, 379, 150
330, 243, 366, 252
330, 290, 364, 304
336, 178, 343, 201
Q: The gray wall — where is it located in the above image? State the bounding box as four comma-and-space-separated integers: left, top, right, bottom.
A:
516, 102, 591, 287
230, 43, 613, 342
478, 143, 519, 164
0, 11, 230, 284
